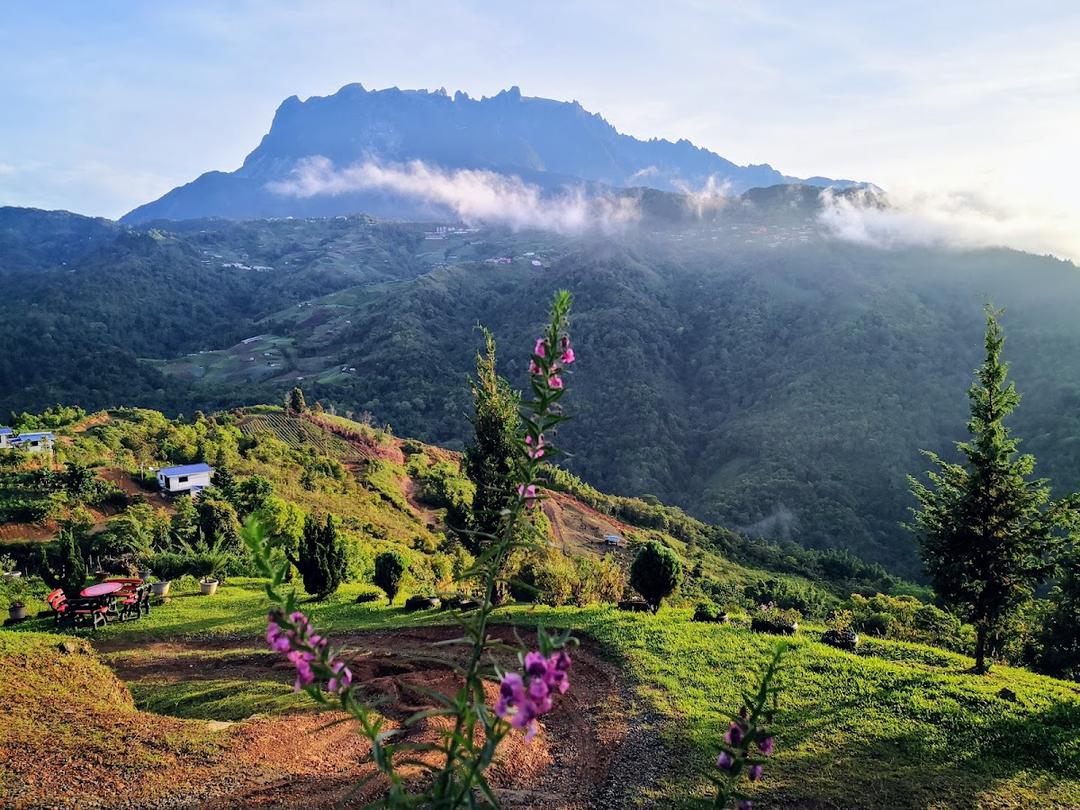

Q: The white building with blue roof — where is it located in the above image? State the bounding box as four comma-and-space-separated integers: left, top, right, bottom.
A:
0, 427, 13, 450
157, 462, 214, 495
10, 431, 55, 453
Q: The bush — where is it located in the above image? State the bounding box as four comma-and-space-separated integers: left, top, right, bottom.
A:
374, 551, 407, 604
846, 593, 967, 651
629, 540, 682, 613
693, 601, 728, 623
744, 577, 836, 620
750, 603, 801, 635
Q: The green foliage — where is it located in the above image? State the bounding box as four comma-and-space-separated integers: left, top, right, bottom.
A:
296, 513, 347, 599
1032, 551, 1080, 679
40, 527, 88, 596
630, 540, 683, 612
451, 332, 522, 555
373, 550, 407, 604
844, 593, 968, 651
287, 387, 307, 414
908, 309, 1080, 671
744, 577, 836, 620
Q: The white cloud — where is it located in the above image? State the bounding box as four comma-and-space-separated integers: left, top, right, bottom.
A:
817, 187, 1080, 261
268, 156, 641, 234
674, 174, 732, 217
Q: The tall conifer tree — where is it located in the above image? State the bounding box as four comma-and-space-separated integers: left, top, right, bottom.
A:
908, 308, 1078, 672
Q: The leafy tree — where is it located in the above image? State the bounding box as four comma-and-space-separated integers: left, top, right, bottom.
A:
195, 496, 242, 553
233, 475, 274, 517
41, 527, 88, 596
62, 462, 96, 500
374, 550, 407, 604
908, 309, 1079, 672
210, 466, 238, 504
449, 332, 522, 557
630, 540, 682, 613
168, 495, 199, 547
1033, 551, 1080, 679
296, 513, 347, 599
287, 387, 308, 414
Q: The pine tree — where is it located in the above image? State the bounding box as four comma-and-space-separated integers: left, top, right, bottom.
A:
287, 387, 307, 414
448, 331, 522, 556
296, 513, 346, 599
908, 308, 1078, 672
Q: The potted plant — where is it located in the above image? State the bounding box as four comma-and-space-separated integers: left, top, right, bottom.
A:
199, 577, 219, 596
8, 600, 27, 622
151, 579, 171, 598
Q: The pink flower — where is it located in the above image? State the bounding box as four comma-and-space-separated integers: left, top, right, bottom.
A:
560, 347, 575, 365
533, 338, 546, 358
525, 434, 545, 459
529, 360, 542, 375
717, 751, 734, 770
517, 484, 539, 506
548, 374, 564, 390
494, 649, 572, 741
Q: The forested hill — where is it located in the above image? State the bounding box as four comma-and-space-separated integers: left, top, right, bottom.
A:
3, 203, 1080, 577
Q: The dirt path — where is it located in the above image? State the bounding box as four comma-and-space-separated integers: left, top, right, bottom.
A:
97, 626, 667, 809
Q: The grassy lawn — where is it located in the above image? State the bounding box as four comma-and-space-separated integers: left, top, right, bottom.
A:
9, 578, 1080, 808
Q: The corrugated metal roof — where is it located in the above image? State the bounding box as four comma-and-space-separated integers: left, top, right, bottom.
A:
159, 462, 214, 477
0, 427, 12, 435
13, 432, 55, 441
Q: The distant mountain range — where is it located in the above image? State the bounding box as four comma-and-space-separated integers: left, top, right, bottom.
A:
123, 84, 867, 223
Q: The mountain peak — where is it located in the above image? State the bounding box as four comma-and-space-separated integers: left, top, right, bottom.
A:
122, 83, 867, 224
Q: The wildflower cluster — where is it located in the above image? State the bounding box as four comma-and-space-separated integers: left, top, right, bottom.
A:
266, 608, 353, 695
495, 648, 572, 739
713, 642, 787, 810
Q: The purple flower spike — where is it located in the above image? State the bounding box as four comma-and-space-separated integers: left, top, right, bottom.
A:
748, 764, 763, 781
758, 736, 774, 757
725, 722, 744, 746
717, 751, 734, 770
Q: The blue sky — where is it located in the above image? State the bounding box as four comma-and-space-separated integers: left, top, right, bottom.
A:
2, 1, 1079, 254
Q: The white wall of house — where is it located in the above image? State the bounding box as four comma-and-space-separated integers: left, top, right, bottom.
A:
158, 470, 213, 493
18, 437, 54, 453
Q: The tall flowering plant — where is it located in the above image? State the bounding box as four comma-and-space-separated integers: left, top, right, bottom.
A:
712, 642, 787, 810
244, 290, 578, 808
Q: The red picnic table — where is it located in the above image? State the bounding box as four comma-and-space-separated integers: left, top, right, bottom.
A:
81, 581, 124, 598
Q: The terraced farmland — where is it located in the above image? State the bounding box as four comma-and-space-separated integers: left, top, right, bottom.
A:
237, 412, 364, 462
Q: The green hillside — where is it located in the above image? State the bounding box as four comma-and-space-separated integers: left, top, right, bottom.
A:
4, 206, 1080, 577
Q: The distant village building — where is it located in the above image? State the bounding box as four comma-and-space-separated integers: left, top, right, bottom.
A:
0, 427, 12, 450
603, 534, 624, 547
11, 431, 55, 453
157, 463, 214, 495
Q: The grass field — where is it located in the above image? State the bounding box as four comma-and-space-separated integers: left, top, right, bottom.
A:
8, 578, 1080, 808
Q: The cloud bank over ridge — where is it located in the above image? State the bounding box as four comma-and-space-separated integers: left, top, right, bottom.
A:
269, 156, 641, 235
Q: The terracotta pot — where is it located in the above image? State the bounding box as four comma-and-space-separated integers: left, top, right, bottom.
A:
199, 579, 219, 596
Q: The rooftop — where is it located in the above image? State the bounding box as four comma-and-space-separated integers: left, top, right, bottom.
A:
159, 462, 213, 477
